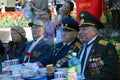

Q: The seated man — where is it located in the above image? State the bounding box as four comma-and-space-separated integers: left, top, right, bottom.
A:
52, 18, 82, 68
78, 11, 119, 80
20, 19, 54, 66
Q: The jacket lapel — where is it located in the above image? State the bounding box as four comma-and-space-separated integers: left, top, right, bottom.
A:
31, 38, 45, 53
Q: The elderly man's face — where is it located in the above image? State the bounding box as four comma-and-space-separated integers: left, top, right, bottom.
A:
62, 30, 78, 43
32, 25, 45, 39
78, 26, 98, 43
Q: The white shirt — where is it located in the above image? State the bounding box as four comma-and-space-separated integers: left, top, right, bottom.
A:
28, 36, 44, 52
23, 36, 44, 62
79, 35, 98, 79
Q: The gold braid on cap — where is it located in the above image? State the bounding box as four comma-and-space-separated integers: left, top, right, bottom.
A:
80, 22, 95, 26
64, 26, 76, 31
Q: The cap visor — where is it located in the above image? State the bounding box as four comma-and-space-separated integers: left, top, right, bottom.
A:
62, 28, 73, 32
28, 22, 34, 27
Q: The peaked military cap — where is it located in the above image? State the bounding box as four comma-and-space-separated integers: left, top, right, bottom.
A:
79, 11, 104, 29
62, 18, 79, 31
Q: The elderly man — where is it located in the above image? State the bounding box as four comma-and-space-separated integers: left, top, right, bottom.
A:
52, 18, 82, 68
20, 19, 53, 66
78, 11, 119, 80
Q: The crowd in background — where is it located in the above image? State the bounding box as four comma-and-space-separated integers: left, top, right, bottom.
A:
0, 0, 77, 66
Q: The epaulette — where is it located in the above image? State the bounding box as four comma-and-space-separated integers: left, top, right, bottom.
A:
75, 42, 81, 48
98, 40, 108, 46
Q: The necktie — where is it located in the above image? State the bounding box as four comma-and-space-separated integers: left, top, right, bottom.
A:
81, 41, 94, 78
81, 44, 88, 70
81, 41, 94, 73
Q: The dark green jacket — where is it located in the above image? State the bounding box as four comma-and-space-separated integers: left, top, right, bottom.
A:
82, 36, 119, 80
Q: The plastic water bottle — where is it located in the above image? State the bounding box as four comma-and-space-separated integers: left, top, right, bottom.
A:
68, 52, 81, 80
68, 52, 78, 67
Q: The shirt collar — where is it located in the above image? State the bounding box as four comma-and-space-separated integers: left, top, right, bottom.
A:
63, 40, 73, 46
85, 35, 98, 45
34, 36, 44, 43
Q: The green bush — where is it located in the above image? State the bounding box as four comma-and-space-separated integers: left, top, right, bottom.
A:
116, 48, 120, 56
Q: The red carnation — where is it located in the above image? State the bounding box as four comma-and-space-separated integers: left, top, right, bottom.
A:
25, 52, 34, 58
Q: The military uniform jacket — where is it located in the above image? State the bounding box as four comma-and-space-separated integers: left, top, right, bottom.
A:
82, 36, 119, 80
20, 38, 54, 66
53, 37, 82, 68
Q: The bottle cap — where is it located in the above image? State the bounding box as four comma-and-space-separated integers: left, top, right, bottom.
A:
72, 52, 77, 56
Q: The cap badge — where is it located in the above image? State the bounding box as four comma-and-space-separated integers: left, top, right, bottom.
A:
81, 13, 84, 17
80, 19, 84, 24
65, 24, 68, 27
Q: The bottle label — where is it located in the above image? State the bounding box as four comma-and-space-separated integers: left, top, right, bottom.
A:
76, 64, 81, 76
66, 71, 77, 80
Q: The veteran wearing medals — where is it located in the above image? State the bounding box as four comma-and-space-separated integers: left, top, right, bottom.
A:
78, 11, 119, 80
53, 18, 82, 68
19, 19, 54, 66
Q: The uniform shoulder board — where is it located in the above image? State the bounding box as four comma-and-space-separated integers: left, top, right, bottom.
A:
98, 40, 108, 46
75, 42, 81, 48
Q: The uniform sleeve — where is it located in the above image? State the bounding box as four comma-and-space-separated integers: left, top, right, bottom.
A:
37, 43, 54, 66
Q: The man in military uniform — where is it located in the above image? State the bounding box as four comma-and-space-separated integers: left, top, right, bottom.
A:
53, 18, 82, 68
78, 11, 119, 80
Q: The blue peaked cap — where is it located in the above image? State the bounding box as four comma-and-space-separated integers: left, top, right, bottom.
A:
62, 18, 79, 31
